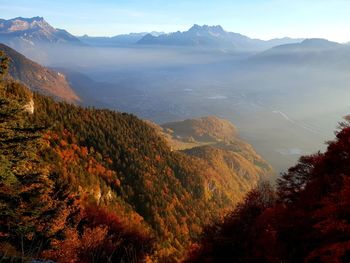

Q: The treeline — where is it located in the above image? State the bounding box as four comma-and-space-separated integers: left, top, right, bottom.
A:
187, 118, 350, 262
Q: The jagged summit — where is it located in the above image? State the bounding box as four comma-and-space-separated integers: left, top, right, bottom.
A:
0, 16, 52, 32
0, 16, 82, 47
137, 24, 302, 50
189, 24, 225, 34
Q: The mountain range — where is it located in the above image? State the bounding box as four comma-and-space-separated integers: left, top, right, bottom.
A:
0, 17, 303, 53
137, 24, 304, 51
78, 32, 164, 46
1, 15, 350, 263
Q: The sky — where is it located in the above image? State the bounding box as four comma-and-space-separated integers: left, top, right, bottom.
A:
0, 0, 350, 42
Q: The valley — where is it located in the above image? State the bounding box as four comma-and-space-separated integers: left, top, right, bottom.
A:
45, 44, 349, 173
1, 9, 350, 262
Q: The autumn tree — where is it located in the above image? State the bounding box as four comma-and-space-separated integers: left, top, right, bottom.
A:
0, 59, 77, 260
187, 117, 350, 262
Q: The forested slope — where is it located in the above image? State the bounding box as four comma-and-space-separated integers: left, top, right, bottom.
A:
0, 49, 274, 262
187, 117, 350, 262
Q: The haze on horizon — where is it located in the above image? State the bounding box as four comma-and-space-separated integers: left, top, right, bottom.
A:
0, 0, 350, 43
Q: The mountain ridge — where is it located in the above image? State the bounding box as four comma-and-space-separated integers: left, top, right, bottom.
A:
0, 43, 80, 102
0, 17, 81, 44
137, 24, 304, 51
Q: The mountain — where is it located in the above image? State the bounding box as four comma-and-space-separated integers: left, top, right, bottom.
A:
262, 38, 341, 54
0, 17, 82, 45
0, 60, 274, 262
78, 32, 164, 46
247, 38, 349, 66
0, 43, 80, 102
137, 24, 303, 51
0, 17, 83, 63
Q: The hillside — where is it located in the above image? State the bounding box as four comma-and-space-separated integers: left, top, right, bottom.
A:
29, 95, 273, 261
0, 43, 80, 103
162, 116, 237, 143
159, 116, 272, 178
0, 50, 274, 261
0, 75, 273, 263
187, 118, 350, 262
151, 116, 275, 208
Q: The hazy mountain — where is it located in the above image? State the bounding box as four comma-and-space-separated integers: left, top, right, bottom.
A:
137, 24, 303, 51
248, 38, 349, 67
78, 32, 164, 46
0, 43, 80, 102
0, 17, 82, 45
265, 38, 341, 52
0, 17, 84, 63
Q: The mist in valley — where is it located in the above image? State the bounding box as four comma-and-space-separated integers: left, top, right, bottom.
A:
27, 43, 350, 173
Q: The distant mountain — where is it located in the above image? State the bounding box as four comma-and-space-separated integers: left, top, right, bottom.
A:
0, 17, 82, 45
271, 38, 341, 51
0, 17, 84, 63
248, 38, 349, 66
137, 24, 303, 51
78, 32, 164, 46
0, 43, 80, 102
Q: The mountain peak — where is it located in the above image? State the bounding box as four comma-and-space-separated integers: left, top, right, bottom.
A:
189, 24, 225, 34
0, 16, 52, 33
13, 16, 45, 22
0, 17, 82, 48
301, 38, 339, 47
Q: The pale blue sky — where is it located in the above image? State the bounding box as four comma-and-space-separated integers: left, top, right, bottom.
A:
0, 0, 349, 42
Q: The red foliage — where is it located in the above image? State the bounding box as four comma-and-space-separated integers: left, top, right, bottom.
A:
42, 205, 154, 263
187, 120, 350, 262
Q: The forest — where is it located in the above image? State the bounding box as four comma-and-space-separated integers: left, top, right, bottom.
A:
187, 118, 350, 262
1, 45, 350, 263
0, 50, 270, 262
